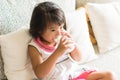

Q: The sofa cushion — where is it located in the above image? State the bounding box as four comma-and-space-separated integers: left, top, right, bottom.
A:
65, 7, 97, 64
0, 27, 37, 80
86, 2, 120, 53
0, 47, 7, 80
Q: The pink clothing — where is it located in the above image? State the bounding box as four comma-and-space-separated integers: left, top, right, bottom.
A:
34, 37, 56, 53
73, 70, 96, 80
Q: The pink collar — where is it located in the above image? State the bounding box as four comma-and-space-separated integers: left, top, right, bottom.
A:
34, 37, 56, 53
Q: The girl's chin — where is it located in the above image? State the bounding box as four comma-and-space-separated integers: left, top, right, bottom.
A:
51, 39, 56, 42
53, 40, 57, 43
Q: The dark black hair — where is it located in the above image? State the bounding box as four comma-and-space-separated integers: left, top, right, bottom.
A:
29, 1, 66, 38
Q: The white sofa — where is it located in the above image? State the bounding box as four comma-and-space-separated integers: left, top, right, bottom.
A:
0, 0, 75, 80
0, 0, 120, 80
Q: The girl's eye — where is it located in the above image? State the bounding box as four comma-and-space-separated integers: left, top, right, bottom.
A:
51, 29, 55, 32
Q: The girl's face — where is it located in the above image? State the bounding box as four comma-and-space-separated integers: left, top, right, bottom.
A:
41, 23, 64, 44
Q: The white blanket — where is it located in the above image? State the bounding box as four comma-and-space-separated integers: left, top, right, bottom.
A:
80, 45, 120, 80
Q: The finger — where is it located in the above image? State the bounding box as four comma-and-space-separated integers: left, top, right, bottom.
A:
62, 37, 68, 45
62, 32, 71, 37
64, 44, 70, 48
61, 36, 67, 41
63, 40, 73, 46
62, 33, 72, 39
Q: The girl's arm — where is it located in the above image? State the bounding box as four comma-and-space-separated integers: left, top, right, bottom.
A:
28, 37, 70, 78
28, 45, 59, 78
69, 45, 82, 62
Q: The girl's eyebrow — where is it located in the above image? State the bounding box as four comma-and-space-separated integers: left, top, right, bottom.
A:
48, 26, 55, 29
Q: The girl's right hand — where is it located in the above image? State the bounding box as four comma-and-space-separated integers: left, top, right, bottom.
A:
56, 36, 74, 56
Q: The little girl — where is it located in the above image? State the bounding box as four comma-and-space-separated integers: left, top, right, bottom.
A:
28, 1, 115, 80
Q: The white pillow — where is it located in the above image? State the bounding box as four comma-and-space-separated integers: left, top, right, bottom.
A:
0, 27, 37, 80
65, 8, 97, 64
86, 2, 120, 53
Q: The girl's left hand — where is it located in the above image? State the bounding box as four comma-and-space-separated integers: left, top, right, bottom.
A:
61, 29, 72, 39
